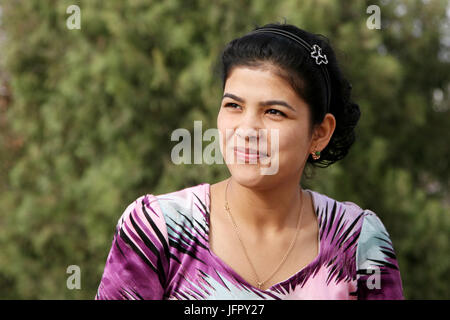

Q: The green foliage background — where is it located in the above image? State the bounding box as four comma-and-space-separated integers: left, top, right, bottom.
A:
0, 0, 448, 299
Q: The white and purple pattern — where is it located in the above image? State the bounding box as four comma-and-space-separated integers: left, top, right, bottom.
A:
95, 183, 403, 300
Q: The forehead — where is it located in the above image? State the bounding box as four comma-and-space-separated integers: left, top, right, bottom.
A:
224, 66, 300, 102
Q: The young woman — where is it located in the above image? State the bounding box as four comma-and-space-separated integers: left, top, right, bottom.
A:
95, 23, 404, 300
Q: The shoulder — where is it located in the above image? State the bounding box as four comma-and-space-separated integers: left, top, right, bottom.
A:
153, 182, 210, 220
357, 209, 392, 246
309, 189, 390, 232
122, 183, 209, 219
355, 209, 397, 269
115, 192, 169, 248
308, 189, 396, 261
118, 183, 210, 240
308, 189, 367, 233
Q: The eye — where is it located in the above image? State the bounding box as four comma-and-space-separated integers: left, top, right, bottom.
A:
265, 109, 286, 117
224, 102, 241, 109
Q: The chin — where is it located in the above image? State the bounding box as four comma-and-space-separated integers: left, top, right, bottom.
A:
226, 163, 275, 189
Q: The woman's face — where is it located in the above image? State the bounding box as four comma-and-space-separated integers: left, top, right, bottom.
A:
217, 65, 315, 189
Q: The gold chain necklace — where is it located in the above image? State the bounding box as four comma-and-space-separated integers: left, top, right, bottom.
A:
224, 179, 304, 290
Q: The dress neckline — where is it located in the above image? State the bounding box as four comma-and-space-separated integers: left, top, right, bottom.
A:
203, 182, 322, 292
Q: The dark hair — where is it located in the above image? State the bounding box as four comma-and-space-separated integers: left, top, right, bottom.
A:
217, 22, 361, 167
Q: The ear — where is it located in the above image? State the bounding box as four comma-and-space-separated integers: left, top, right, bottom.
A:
310, 113, 336, 154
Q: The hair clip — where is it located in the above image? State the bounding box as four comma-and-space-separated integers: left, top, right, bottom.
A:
311, 44, 328, 65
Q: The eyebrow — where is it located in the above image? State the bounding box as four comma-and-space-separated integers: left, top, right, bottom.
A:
222, 93, 296, 112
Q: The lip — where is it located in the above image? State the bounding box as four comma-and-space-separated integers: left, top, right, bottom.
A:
234, 147, 260, 155
233, 147, 269, 162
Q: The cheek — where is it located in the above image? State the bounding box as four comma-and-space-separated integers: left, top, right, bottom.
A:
217, 114, 233, 156
217, 111, 229, 139
217, 108, 230, 131
275, 126, 311, 160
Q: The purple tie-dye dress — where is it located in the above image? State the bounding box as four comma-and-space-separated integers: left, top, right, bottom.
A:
95, 183, 404, 300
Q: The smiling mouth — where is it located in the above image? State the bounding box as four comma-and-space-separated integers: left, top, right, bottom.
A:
233, 147, 269, 161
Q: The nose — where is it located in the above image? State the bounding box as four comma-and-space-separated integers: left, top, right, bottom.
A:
236, 128, 259, 145
235, 111, 265, 146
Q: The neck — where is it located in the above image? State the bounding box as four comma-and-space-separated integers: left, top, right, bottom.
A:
225, 177, 304, 236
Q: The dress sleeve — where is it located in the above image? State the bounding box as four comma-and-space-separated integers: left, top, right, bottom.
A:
95, 194, 170, 300
356, 210, 404, 300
